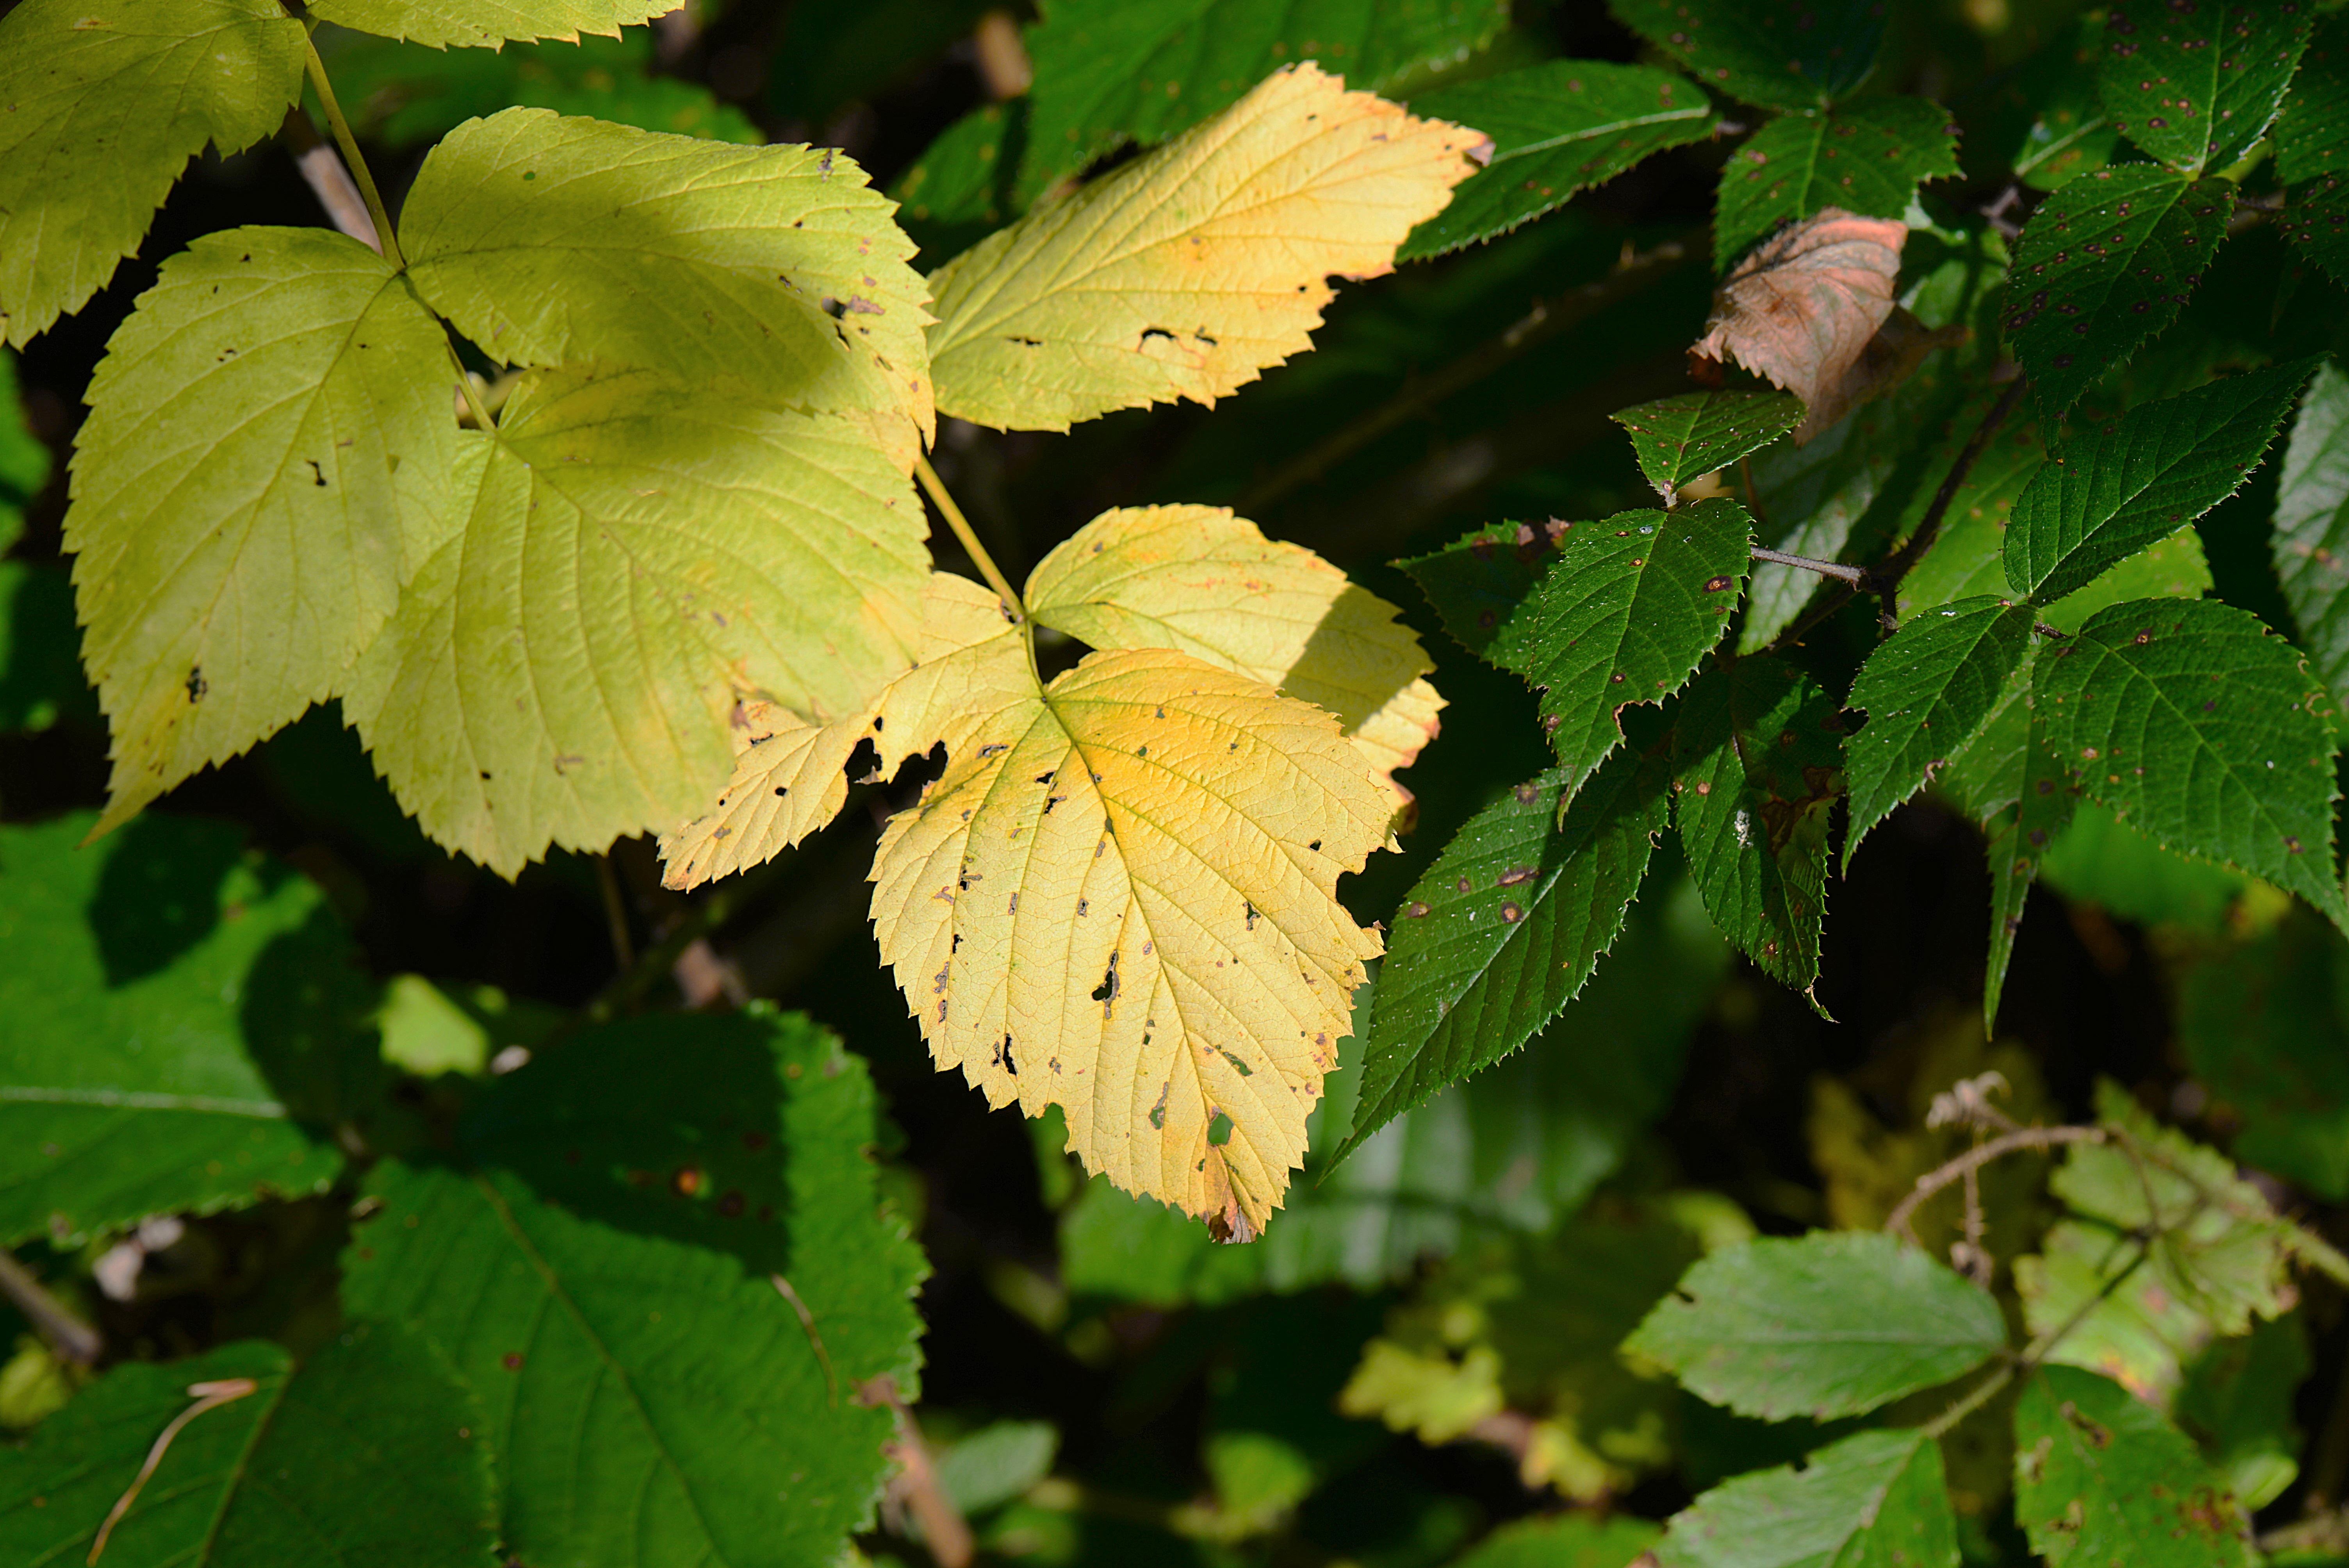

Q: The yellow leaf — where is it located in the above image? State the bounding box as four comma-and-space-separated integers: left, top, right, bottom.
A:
1026, 504, 1443, 814
925, 62, 1487, 432
869, 647, 1389, 1239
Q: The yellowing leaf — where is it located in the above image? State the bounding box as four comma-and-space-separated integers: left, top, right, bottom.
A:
305, 0, 670, 48
1691, 208, 1909, 441
346, 367, 928, 877
66, 227, 458, 838
1026, 505, 1444, 813
870, 648, 1389, 1239
658, 572, 1025, 890
925, 63, 1487, 432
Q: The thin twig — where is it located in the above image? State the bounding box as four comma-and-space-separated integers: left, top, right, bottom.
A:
866, 1375, 975, 1568
1750, 546, 1867, 584
916, 454, 1035, 676
1884, 1124, 2104, 1240
0, 1249, 100, 1365
299, 33, 403, 269
88, 1378, 261, 1564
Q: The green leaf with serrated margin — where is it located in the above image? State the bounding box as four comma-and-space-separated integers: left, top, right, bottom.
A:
2005, 360, 2314, 603
344, 1010, 924, 1568
2000, 165, 2230, 424
401, 108, 933, 437
2013, 1365, 2248, 1568
1672, 658, 1843, 998
1655, 1427, 1959, 1568
2099, 0, 2309, 176
2180, 906, 2349, 1200
1488, 500, 1752, 796
1401, 61, 1714, 262
345, 367, 927, 877
67, 227, 457, 837
1713, 97, 1960, 272
889, 101, 1027, 264
1613, 390, 1803, 502
0, 811, 376, 1248
2273, 357, 2349, 711
1985, 723, 2075, 1032
1609, 0, 1887, 113
1340, 751, 1667, 1163
1015, 0, 1506, 202
2033, 597, 2346, 924
0, 0, 305, 348
0, 1324, 493, 1566
307, 0, 669, 48
1399, 519, 1573, 662
1625, 1232, 2004, 1420
2274, 19, 2349, 285
1845, 597, 2035, 870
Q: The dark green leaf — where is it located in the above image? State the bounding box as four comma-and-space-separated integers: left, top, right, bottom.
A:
2013, 1365, 2247, 1568
1654, 1428, 1959, 1568
2039, 801, 2258, 934
1612, 390, 1803, 502
0, 560, 97, 734
0, 813, 374, 1247
1342, 750, 1669, 1160
766, 0, 994, 125
1400, 518, 1574, 663
2013, 19, 2121, 191
2274, 18, 2349, 284
1985, 727, 2076, 1032
2178, 906, 2349, 1200
0, 1324, 494, 1566
1401, 61, 1713, 262
2098, 0, 2310, 175
1713, 97, 1960, 272
342, 1009, 924, 1568
2005, 360, 2315, 602
1624, 1231, 2005, 1420
1608, 0, 1887, 113
0, 349, 48, 553
2032, 597, 2347, 923
1671, 658, 1843, 997
889, 100, 1026, 264
1486, 499, 1752, 794
2177, 1313, 2309, 1511
2000, 165, 2230, 423
1016, 0, 1507, 200
2273, 357, 2349, 711
1454, 1514, 1660, 1568
1843, 595, 2036, 869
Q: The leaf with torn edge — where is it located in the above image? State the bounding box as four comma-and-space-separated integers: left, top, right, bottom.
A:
925, 63, 1488, 432
869, 647, 1391, 1240
1691, 208, 1909, 442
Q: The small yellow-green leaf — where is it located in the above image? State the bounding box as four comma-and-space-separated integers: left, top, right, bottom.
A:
68, 227, 458, 837
305, 0, 670, 48
926, 63, 1486, 432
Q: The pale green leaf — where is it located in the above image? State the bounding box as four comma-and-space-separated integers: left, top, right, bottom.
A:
401, 108, 933, 437
306, 0, 669, 48
1454, 1515, 1661, 1568
1625, 1231, 2005, 1421
1612, 391, 1803, 503
2098, 0, 2309, 176
0, 0, 304, 347
2272, 357, 2349, 711
0, 812, 374, 1248
1843, 596, 2035, 869
2032, 598, 2347, 924
0, 1325, 494, 1566
2017, 1215, 2212, 1403
344, 1010, 925, 1568
1714, 97, 1960, 273
1609, 0, 1888, 113
1655, 1428, 1958, 1568
66, 226, 458, 836
2013, 1366, 2249, 1568
346, 367, 927, 876
2005, 361, 2313, 603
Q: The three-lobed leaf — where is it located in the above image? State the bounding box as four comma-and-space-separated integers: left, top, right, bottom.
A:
1609, 0, 1888, 113
926, 64, 1485, 432
1403, 61, 1714, 262
2098, 0, 2310, 176
2005, 360, 2314, 603
2013, 1365, 2249, 1568
0, 0, 305, 347
1713, 97, 1960, 273
1625, 1231, 2006, 1421
1612, 390, 1803, 504
1655, 1428, 1959, 1568
2272, 357, 2349, 711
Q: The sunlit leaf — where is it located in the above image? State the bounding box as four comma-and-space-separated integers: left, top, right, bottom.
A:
1713, 97, 1959, 273
2098, 0, 2309, 175
306, 0, 670, 48
926, 63, 1486, 432
1611, 390, 1803, 504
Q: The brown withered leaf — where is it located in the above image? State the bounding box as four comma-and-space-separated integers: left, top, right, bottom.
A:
1691, 209, 1909, 442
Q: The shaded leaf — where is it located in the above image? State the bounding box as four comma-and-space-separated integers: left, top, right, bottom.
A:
2000, 165, 2230, 423
2273, 18, 2349, 285
1843, 596, 2036, 869
305, 0, 670, 48
1625, 1231, 2005, 1421
889, 101, 1027, 264
2179, 906, 2349, 1200
2018, 1215, 2214, 1403
2177, 1314, 2309, 1511
1985, 726, 2076, 1032
2098, 0, 2309, 176
0, 0, 305, 347
0, 1325, 494, 1566
344, 367, 928, 876
2012, 1365, 2248, 1568
2031, 597, 2347, 924
0, 561, 96, 735
1654, 1427, 1959, 1568
1672, 658, 1844, 997
1713, 97, 1960, 273
1612, 390, 1804, 503
2272, 356, 2349, 711
1487, 500, 1753, 796
1609, 0, 1888, 113
66, 227, 457, 836
1454, 1514, 1660, 1568
1400, 518, 1576, 663
1403, 61, 1714, 262
344, 1010, 924, 1568
2005, 360, 2313, 603
927, 63, 1486, 432
0, 350, 45, 553
1691, 209, 1907, 437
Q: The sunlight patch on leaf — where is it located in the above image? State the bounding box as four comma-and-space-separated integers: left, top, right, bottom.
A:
305, 0, 672, 48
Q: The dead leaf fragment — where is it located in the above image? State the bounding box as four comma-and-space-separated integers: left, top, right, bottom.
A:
1691, 209, 1908, 442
